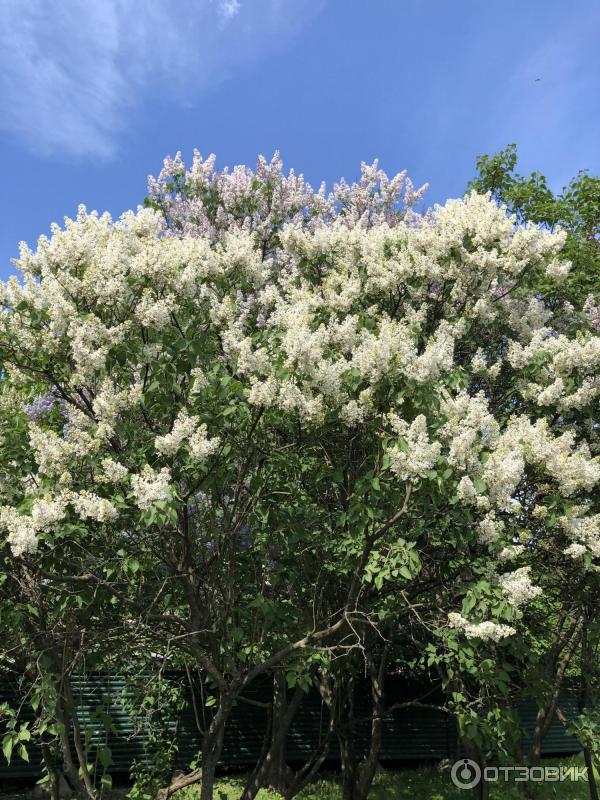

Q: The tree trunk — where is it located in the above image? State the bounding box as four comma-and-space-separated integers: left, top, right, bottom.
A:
336, 648, 389, 800
584, 748, 600, 800
579, 615, 599, 800
528, 622, 581, 768
41, 743, 60, 800
353, 649, 388, 800
282, 685, 335, 800
199, 748, 220, 800
55, 699, 89, 799
241, 671, 300, 800
461, 738, 488, 800
158, 690, 235, 800
61, 678, 96, 799
528, 708, 545, 769
336, 674, 357, 800
340, 737, 358, 800
199, 691, 234, 800
241, 669, 335, 800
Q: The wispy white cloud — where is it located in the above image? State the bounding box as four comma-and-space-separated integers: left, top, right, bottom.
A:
0, 0, 323, 157
218, 0, 241, 20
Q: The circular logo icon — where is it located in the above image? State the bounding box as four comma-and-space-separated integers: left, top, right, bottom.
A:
451, 758, 482, 789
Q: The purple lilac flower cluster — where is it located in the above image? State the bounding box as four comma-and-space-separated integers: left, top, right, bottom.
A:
22, 389, 68, 422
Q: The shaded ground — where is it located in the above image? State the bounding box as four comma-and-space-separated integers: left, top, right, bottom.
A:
0, 756, 596, 799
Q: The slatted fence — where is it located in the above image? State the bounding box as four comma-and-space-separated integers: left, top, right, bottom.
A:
0, 674, 583, 780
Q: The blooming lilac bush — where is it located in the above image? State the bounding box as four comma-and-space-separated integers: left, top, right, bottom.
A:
0, 154, 599, 799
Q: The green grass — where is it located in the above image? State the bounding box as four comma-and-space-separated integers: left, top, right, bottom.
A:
173, 756, 597, 799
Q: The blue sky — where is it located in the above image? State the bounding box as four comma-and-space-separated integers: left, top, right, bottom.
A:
1, 0, 599, 280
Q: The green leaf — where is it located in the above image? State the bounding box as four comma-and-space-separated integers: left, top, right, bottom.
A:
2, 736, 13, 764
97, 745, 112, 769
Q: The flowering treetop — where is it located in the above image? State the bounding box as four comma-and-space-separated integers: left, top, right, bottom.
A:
1, 158, 599, 645
146, 151, 428, 241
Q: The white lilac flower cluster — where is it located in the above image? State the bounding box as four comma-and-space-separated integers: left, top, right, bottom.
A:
560, 513, 600, 559
477, 512, 505, 545
448, 612, 516, 642
0, 497, 66, 555
70, 491, 118, 523
583, 295, 600, 333
0, 490, 118, 556
386, 414, 441, 482
99, 458, 129, 484
154, 412, 220, 460
28, 421, 101, 479
508, 328, 600, 413
130, 467, 173, 511
154, 412, 200, 456
93, 380, 143, 429
497, 566, 542, 609
498, 544, 525, 562
440, 405, 600, 512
